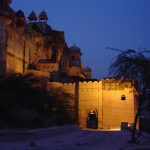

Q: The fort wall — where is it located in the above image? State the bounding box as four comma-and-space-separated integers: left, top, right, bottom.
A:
47, 82, 76, 121
102, 80, 135, 129
47, 80, 135, 129
78, 81, 103, 128
6, 26, 35, 74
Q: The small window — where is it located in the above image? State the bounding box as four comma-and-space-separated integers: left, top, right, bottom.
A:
121, 95, 126, 100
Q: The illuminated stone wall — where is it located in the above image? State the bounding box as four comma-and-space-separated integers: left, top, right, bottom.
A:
48, 79, 136, 129
101, 79, 135, 129
68, 66, 82, 77
37, 63, 59, 72
32, 36, 46, 65
78, 81, 103, 128
47, 82, 75, 93
6, 26, 36, 74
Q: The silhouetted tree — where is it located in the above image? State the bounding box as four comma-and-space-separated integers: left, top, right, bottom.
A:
47, 86, 75, 125
0, 74, 73, 128
109, 49, 150, 143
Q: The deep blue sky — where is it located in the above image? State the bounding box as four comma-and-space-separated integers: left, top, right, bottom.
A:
11, 0, 150, 79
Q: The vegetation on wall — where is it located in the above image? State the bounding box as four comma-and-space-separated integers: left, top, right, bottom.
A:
109, 49, 150, 143
0, 74, 74, 129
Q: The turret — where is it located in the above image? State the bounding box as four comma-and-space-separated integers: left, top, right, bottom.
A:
67, 44, 83, 77
38, 10, 48, 22
28, 11, 37, 22
69, 44, 82, 66
16, 10, 26, 28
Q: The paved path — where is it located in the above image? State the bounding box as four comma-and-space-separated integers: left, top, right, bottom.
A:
0, 127, 150, 150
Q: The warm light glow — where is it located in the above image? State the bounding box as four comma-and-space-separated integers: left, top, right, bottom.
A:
128, 123, 132, 127
106, 128, 121, 131
82, 128, 121, 131
89, 110, 95, 114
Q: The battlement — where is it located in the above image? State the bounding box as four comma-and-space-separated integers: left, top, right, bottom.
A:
79, 81, 101, 88
47, 79, 133, 91
47, 82, 75, 88
47, 82, 75, 96
102, 78, 133, 90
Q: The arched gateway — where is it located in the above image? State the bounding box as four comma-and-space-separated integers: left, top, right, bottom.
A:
86, 110, 98, 129
78, 79, 136, 129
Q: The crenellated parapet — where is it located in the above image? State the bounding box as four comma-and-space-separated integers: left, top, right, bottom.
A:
47, 82, 75, 94
47, 79, 134, 92
102, 78, 134, 90
79, 81, 101, 89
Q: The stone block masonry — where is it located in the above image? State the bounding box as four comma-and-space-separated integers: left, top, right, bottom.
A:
48, 79, 136, 130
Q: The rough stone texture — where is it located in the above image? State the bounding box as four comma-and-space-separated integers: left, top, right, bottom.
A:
0, 1, 91, 79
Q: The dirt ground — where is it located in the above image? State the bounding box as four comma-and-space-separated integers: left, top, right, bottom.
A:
0, 127, 150, 150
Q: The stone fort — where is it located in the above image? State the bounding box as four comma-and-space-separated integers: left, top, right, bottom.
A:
0, 0, 136, 129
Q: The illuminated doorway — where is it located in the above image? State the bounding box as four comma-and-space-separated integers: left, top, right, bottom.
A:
86, 110, 98, 129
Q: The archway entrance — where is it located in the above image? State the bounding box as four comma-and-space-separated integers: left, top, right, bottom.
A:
86, 110, 98, 129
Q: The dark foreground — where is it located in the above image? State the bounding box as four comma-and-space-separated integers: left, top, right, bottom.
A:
0, 126, 150, 150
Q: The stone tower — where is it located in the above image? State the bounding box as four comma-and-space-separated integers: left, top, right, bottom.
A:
68, 44, 83, 77
16, 10, 26, 28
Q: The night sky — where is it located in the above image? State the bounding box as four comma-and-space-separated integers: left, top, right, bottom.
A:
11, 0, 150, 79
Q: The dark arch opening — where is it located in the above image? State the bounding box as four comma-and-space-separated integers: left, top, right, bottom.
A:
86, 110, 98, 129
